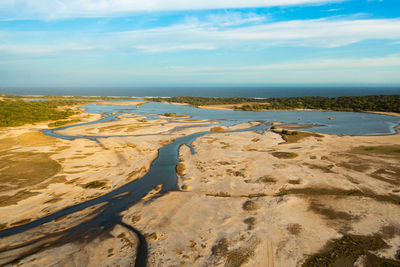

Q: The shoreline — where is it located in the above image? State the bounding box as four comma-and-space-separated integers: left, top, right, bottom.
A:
161, 101, 400, 117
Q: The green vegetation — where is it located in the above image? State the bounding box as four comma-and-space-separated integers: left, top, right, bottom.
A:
309, 202, 357, 221
287, 223, 302, 235
206, 192, 232, 197
225, 242, 257, 267
257, 175, 277, 183
302, 235, 399, 267
211, 237, 258, 267
244, 217, 257, 230
162, 112, 187, 118
352, 145, 400, 158
48, 119, 81, 128
242, 200, 259, 211
147, 95, 400, 113
0, 152, 61, 189
271, 151, 298, 159
277, 187, 400, 205
210, 126, 225, 132
176, 162, 186, 176
2, 94, 135, 101
0, 99, 84, 127
212, 238, 230, 257
82, 181, 106, 189
272, 128, 324, 144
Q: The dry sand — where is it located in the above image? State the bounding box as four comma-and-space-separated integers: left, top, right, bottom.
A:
121, 128, 400, 266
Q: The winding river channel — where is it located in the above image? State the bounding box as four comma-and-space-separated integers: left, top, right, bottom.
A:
0, 101, 400, 266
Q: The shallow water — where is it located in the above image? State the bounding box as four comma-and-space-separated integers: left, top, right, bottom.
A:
82, 101, 400, 135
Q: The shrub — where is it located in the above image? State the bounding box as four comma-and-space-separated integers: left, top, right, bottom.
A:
82, 181, 106, 189
272, 152, 298, 159
242, 200, 259, 211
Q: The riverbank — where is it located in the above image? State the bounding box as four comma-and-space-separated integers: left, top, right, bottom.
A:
122, 127, 400, 266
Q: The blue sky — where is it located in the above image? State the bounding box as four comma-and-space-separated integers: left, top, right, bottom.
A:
0, 0, 400, 87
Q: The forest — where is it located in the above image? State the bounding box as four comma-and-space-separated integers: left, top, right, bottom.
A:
0, 99, 84, 127
148, 95, 400, 113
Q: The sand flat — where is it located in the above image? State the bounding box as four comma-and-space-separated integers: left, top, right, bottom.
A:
121, 127, 400, 266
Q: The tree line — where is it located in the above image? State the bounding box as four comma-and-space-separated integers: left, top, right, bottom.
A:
147, 95, 400, 113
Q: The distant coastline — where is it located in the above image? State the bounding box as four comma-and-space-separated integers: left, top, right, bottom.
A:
1, 86, 400, 98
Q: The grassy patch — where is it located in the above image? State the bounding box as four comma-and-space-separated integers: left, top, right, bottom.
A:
48, 119, 81, 128
274, 129, 324, 144
176, 162, 186, 176
161, 112, 188, 118
279, 187, 400, 205
351, 145, 400, 159
211, 238, 230, 257
226, 244, 257, 267
206, 192, 232, 197
370, 167, 400, 186
44, 196, 64, 204
309, 202, 358, 221
242, 193, 267, 198
17, 131, 58, 146
287, 223, 302, 235
271, 151, 298, 159
0, 152, 61, 189
379, 225, 400, 239
257, 175, 277, 183
210, 126, 225, 132
302, 235, 392, 267
244, 217, 257, 230
82, 180, 106, 189
242, 200, 259, 211
337, 160, 370, 172
303, 162, 334, 173
211, 237, 259, 267
131, 215, 141, 224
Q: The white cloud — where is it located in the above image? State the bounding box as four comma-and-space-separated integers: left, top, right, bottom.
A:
169, 54, 400, 72
0, 44, 97, 55
1, 18, 400, 56
134, 44, 216, 53
113, 18, 400, 50
0, 0, 344, 20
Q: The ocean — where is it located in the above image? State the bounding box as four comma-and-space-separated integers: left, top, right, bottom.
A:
1, 86, 400, 98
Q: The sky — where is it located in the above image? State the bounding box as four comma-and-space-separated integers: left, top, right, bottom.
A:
0, 0, 400, 87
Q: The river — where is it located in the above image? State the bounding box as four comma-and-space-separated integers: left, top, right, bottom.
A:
0, 101, 399, 266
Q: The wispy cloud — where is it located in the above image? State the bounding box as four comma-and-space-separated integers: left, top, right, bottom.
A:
111, 18, 400, 51
169, 54, 400, 72
0, 0, 344, 20
1, 17, 400, 57
134, 44, 217, 53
